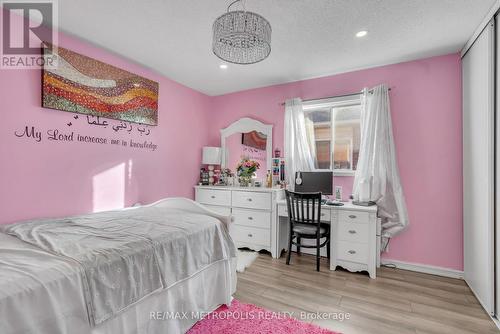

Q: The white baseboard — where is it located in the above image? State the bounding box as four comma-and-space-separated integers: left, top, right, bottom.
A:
381, 259, 464, 279
491, 315, 500, 331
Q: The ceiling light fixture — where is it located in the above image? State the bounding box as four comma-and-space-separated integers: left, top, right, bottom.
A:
356, 30, 368, 38
219, 64, 228, 69
212, 0, 272, 65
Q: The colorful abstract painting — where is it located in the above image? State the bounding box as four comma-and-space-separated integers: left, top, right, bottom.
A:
42, 45, 159, 125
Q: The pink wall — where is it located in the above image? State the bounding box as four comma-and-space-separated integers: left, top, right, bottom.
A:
209, 54, 463, 270
0, 22, 212, 224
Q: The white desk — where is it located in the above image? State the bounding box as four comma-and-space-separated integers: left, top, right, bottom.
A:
276, 200, 380, 278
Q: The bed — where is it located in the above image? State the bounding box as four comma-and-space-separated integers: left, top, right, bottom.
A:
0, 198, 237, 334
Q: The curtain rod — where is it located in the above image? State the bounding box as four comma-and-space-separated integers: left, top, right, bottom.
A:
279, 87, 391, 106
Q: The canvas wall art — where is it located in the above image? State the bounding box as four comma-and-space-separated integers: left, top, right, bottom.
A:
42, 45, 159, 125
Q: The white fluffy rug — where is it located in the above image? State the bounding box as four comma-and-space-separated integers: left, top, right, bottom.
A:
236, 250, 259, 273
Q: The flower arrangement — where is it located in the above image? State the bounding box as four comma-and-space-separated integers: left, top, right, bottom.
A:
237, 158, 260, 176
236, 158, 260, 186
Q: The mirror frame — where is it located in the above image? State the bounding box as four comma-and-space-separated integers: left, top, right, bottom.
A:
220, 117, 273, 172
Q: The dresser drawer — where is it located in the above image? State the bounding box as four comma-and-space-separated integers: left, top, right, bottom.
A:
230, 225, 270, 246
278, 204, 288, 217
278, 204, 330, 221
318, 209, 331, 222
338, 221, 369, 243
232, 191, 271, 210
196, 188, 231, 206
339, 210, 370, 224
337, 241, 368, 264
232, 208, 271, 229
204, 205, 231, 216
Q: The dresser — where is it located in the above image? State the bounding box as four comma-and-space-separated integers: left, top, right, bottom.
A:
277, 201, 380, 278
194, 186, 283, 258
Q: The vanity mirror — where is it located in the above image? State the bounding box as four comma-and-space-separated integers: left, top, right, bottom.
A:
220, 118, 273, 181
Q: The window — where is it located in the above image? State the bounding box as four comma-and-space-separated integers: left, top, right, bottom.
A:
304, 96, 361, 175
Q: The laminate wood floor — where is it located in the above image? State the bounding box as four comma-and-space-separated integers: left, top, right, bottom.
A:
234, 253, 499, 334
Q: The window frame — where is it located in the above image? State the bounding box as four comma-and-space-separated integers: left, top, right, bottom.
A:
303, 94, 362, 176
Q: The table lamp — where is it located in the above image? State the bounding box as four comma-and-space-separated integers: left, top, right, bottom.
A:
202, 147, 221, 185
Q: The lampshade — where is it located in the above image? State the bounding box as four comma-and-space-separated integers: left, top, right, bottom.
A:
202, 147, 221, 165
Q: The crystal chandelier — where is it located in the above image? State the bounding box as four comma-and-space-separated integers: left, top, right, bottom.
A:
212, 0, 272, 65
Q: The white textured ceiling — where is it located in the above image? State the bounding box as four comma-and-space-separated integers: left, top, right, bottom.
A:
54, 0, 494, 96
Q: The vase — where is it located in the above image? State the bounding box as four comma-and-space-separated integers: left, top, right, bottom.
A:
238, 175, 252, 187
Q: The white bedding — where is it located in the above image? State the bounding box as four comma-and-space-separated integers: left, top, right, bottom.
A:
0, 232, 89, 334
0, 198, 237, 334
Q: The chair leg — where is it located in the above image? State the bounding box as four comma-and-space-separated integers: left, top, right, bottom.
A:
316, 234, 320, 272
296, 236, 301, 255
286, 231, 293, 265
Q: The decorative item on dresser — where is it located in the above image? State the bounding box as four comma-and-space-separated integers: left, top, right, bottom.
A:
199, 168, 209, 185
271, 156, 285, 187
236, 158, 260, 187
202, 147, 222, 185
195, 185, 283, 257
219, 168, 234, 186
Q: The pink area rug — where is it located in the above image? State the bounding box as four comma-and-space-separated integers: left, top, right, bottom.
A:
187, 299, 340, 334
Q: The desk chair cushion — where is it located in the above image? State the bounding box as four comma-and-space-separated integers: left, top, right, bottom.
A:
292, 223, 326, 235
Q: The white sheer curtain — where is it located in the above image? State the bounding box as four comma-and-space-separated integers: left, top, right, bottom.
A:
304, 117, 318, 166
284, 98, 316, 189
353, 85, 409, 250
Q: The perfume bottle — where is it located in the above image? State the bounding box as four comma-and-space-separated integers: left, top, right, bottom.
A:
266, 170, 272, 188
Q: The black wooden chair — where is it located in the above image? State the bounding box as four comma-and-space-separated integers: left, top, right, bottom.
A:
285, 190, 330, 271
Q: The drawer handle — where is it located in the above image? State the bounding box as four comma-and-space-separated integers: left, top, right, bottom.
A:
248, 233, 253, 237
247, 198, 253, 202
348, 230, 357, 234
348, 215, 357, 219
348, 250, 356, 254
211, 195, 216, 199
248, 217, 253, 220
321, 213, 325, 217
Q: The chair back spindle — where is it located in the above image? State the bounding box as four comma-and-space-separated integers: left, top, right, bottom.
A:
285, 190, 322, 228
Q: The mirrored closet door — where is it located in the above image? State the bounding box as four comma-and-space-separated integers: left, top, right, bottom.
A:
462, 18, 495, 316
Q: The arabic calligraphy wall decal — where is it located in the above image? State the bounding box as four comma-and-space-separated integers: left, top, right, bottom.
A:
13, 112, 158, 151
